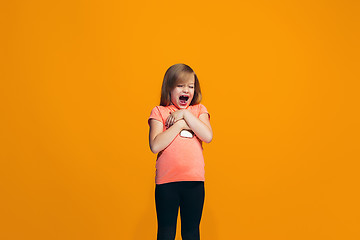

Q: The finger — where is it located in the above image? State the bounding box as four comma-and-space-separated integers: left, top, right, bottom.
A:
165, 115, 170, 126
167, 112, 173, 125
167, 116, 173, 127
169, 116, 174, 127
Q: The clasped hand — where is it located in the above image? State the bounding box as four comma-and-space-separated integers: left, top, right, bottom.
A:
165, 109, 191, 130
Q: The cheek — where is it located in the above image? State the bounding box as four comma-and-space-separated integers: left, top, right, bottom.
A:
171, 91, 179, 100
170, 90, 177, 97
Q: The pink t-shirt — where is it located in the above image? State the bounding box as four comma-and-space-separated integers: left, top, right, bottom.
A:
148, 103, 210, 185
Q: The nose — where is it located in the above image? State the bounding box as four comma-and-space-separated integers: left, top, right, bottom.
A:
183, 86, 189, 93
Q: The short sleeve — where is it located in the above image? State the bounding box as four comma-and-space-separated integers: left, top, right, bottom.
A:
148, 106, 163, 126
199, 104, 210, 120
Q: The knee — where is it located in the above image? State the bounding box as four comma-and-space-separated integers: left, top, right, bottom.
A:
181, 227, 200, 240
157, 225, 176, 240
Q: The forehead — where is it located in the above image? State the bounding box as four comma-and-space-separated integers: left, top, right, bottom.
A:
176, 72, 195, 84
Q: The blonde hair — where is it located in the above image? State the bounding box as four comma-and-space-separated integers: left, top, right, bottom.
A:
160, 63, 202, 106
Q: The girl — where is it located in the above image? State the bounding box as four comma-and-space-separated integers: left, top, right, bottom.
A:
148, 63, 213, 240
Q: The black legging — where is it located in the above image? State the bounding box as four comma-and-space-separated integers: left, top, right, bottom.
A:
155, 181, 205, 240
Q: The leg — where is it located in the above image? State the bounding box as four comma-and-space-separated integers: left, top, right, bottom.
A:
155, 182, 180, 240
179, 181, 205, 240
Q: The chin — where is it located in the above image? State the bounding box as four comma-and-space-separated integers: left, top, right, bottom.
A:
177, 103, 189, 109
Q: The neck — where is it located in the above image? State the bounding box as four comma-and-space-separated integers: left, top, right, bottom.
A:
169, 102, 190, 110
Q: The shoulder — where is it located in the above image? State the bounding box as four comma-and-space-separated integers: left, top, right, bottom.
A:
149, 105, 172, 120
189, 103, 209, 118
191, 103, 208, 112
150, 105, 172, 114
150, 105, 168, 111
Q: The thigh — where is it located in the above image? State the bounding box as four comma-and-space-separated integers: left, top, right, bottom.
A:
179, 181, 205, 228
155, 182, 181, 239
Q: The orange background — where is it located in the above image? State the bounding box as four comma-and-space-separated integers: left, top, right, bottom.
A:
1, 0, 359, 239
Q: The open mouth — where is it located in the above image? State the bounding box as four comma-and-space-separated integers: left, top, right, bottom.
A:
179, 95, 189, 105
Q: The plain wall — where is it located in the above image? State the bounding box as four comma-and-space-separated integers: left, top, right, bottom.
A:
1, 0, 359, 239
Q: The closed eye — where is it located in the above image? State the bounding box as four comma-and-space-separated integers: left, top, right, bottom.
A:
177, 85, 194, 88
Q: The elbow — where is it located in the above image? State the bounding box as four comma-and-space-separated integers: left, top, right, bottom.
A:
150, 136, 165, 154
203, 133, 213, 143
152, 149, 160, 154
149, 138, 159, 154
150, 146, 158, 154
203, 128, 213, 143
150, 143, 160, 154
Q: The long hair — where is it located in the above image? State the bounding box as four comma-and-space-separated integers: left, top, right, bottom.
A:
160, 63, 202, 106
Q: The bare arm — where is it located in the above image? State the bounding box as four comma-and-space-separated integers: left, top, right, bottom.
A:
149, 119, 189, 154
183, 110, 213, 143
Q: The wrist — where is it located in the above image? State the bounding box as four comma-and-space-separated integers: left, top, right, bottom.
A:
175, 119, 186, 130
182, 109, 189, 119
